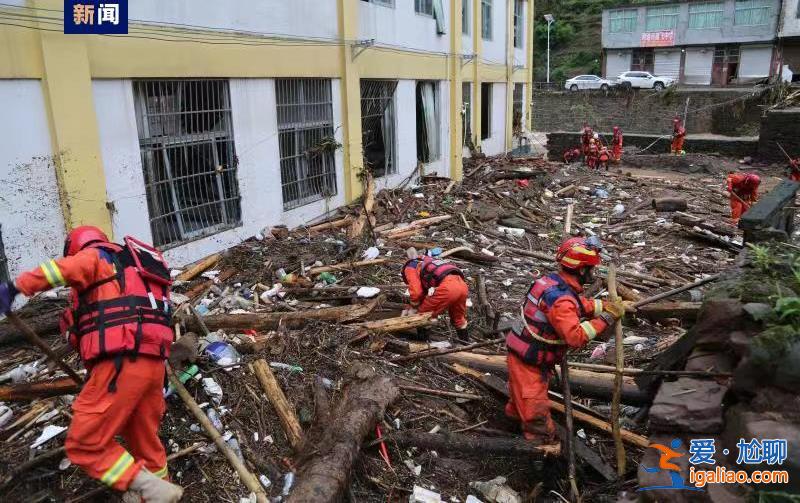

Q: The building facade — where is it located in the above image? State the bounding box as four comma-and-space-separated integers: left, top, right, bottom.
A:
0, 0, 533, 277
601, 0, 781, 85
778, 0, 800, 80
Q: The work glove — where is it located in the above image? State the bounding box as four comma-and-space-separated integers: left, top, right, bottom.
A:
127, 468, 183, 503
0, 282, 18, 315
598, 299, 625, 326
401, 306, 418, 317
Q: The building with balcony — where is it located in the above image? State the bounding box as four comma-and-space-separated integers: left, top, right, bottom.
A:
0, 0, 533, 279
601, 0, 781, 86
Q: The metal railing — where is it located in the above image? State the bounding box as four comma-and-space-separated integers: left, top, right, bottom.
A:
276, 79, 338, 211
134, 79, 242, 249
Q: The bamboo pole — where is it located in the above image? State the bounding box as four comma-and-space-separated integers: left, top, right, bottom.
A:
166, 363, 267, 503
560, 354, 581, 502
607, 265, 626, 477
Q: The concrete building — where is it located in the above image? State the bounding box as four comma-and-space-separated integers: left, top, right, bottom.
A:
0, 0, 533, 279
601, 0, 781, 86
778, 0, 800, 80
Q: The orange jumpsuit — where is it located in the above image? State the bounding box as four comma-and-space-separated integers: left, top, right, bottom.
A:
15, 249, 169, 491
506, 272, 610, 440
404, 261, 468, 330
586, 141, 599, 170
612, 130, 623, 162
671, 126, 686, 154
727, 173, 759, 223
789, 159, 800, 182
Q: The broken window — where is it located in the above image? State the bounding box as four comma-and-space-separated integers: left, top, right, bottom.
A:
134, 80, 242, 249
481, 82, 492, 140
513, 0, 524, 48
513, 83, 524, 134
415, 0, 433, 16
361, 80, 398, 178
481, 0, 493, 40
277, 79, 338, 211
0, 225, 8, 283
462, 82, 472, 143
416, 81, 441, 163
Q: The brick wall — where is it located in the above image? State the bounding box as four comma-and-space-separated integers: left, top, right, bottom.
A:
532, 88, 765, 136
547, 132, 758, 159
757, 108, 800, 162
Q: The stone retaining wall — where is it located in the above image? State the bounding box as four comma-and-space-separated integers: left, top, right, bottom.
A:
546, 132, 758, 159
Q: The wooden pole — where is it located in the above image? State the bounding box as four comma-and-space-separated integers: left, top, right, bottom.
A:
632, 273, 720, 309
166, 363, 267, 503
560, 354, 581, 502
566, 361, 731, 378
252, 360, 303, 449
6, 313, 83, 385
607, 265, 626, 478
390, 337, 505, 363
564, 203, 574, 236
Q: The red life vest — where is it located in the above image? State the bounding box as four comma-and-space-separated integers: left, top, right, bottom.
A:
505, 273, 585, 367
599, 149, 610, 162
61, 236, 174, 368
402, 256, 463, 289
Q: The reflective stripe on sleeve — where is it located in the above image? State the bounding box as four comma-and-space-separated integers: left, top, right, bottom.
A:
40, 260, 66, 288
100, 451, 135, 487
580, 321, 597, 340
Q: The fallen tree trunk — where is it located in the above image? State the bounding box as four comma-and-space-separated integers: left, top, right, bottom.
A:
307, 216, 353, 234
636, 301, 702, 323
439, 352, 650, 405
349, 173, 375, 239
177, 253, 221, 282
288, 372, 399, 503
380, 215, 453, 239
652, 197, 687, 212
349, 312, 433, 334
0, 378, 80, 401
673, 212, 736, 237
252, 360, 303, 449
385, 431, 560, 458
306, 258, 390, 276
184, 297, 381, 332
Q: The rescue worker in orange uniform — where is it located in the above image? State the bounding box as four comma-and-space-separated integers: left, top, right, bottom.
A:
0, 227, 182, 503
581, 123, 593, 156
671, 117, 687, 155
611, 126, 624, 162
563, 147, 581, 164
727, 172, 760, 223
586, 138, 599, 170
787, 157, 800, 182
504, 238, 624, 441
402, 247, 469, 342
598, 144, 611, 171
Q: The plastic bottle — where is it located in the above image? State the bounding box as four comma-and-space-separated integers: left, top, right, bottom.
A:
164, 364, 200, 398
259, 475, 272, 489
318, 272, 337, 284
206, 408, 224, 432
226, 436, 245, 463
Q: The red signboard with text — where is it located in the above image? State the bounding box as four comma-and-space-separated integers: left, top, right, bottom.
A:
641, 30, 675, 47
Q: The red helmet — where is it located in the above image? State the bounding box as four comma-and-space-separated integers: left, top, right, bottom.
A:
613, 126, 620, 132
63, 226, 110, 257
556, 237, 601, 270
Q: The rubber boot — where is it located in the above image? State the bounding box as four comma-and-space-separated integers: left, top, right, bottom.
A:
126, 468, 183, 503
456, 328, 470, 343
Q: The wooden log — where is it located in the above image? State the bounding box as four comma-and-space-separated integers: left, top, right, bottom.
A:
636, 301, 702, 323
450, 249, 499, 264
555, 184, 577, 197
567, 361, 731, 378
489, 170, 548, 183
380, 215, 453, 238
607, 265, 627, 477
633, 274, 720, 308
399, 384, 481, 400
308, 216, 353, 233
438, 352, 650, 404
306, 258, 390, 276
476, 274, 496, 324
0, 377, 80, 401
185, 297, 381, 332
683, 228, 742, 252
350, 313, 433, 333
252, 360, 303, 449
386, 431, 560, 457
184, 269, 236, 301
616, 283, 643, 303
390, 337, 505, 363
349, 172, 375, 239
177, 253, 221, 282
652, 197, 688, 212
288, 373, 399, 503
673, 212, 736, 237
560, 354, 581, 501
166, 364, 267, 503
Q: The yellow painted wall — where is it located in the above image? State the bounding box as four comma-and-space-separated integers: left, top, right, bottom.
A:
0, 0, 533, 228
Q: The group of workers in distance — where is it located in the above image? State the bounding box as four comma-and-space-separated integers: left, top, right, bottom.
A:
563, 124, 624, 169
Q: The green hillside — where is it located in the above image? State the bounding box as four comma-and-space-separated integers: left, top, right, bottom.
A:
533, 0, 668, 82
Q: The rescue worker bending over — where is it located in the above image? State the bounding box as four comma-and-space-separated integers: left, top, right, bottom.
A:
727, 172, 760, 224
563, 147, 581, 164
504, 238, 624, 442
402, 247, 469, 342
598, 145, 611, 171
0, 226, 182, 503
611, 126, 623, 162
671, 117, 686, 155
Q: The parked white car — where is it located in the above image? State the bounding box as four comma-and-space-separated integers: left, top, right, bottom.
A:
615, 71, 676, 90
564, 75, 616, 92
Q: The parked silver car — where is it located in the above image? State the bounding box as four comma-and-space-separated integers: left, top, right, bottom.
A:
564, 75, 615, 92
615, 71, 676, 90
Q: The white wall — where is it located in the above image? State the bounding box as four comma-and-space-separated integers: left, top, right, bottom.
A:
482, 0, 508, 65
482, 82, 507, 156
512, 1, 527, 67
130, 0, 339, 40
360, 0, 450, 54
779, 0, 800, 37
93, 78, 345, 267
0, 80, 66, 282
462, 0, 475, 55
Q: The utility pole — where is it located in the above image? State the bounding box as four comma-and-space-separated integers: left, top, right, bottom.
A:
544, 14, 555, 84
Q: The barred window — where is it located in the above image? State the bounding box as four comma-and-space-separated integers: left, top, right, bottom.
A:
513, 83, 524, 133
415, 0, 433, 16
361, 80, 398, 178
689, 2, 724, 29
482, 0, 493, 40
645, 5, 679, 31
609, 9, 638, 33
0, 225, 8, 283
134, 80, 242, 249
734, 0, 772, 25
276, 79, 338, 211
462, 0, 470, 34
513, 0, 524, 48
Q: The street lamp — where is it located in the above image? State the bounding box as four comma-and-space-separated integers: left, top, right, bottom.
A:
544, 14, 555, 84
